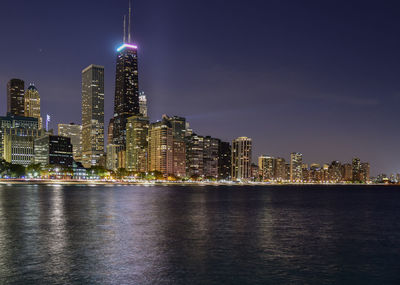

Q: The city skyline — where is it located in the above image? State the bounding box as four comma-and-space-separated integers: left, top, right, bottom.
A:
1, 0, 400, 175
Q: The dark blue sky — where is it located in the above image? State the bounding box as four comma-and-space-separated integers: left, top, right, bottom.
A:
1, 0, 400, 175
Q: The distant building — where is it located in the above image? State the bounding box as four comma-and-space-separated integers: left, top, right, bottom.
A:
352, 157, 361, 182
203, 136, 219, 179
113, 43, 140, 148
164, 115, 186, 177
148, 118, 173, 177
125, 115, 149, 173
34, 135, 73, 168
258, 155, 275, 181
231, 137, 252, 181
24, 84, 42, 128
251, 163, 259, 181
0, 115, 42, 166
58, 123, 82, 162
81, 64, 105, 167
361, 162, 370, 183
274, 157, 286, 181
139, 92, 148, 117
290, 152, 303, 182
186, 134, 204, 178
106, 144, 122, 171
107, 118, 114, 144
328, 161, 342, 182
7, 79, 25, 116
217, 140, 231, 180
342, 163, 352, 181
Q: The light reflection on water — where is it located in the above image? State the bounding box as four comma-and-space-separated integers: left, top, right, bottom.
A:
0, 184, 399, 284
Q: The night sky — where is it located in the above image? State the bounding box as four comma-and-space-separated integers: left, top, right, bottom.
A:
1, 0, 400, 175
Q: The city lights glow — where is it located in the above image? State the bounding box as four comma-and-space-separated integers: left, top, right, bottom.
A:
117, 43, 138, 52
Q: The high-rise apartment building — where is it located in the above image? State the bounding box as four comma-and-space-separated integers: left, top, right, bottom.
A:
275, 157, 286, 181
148, 119, 173, 177
186, 134, 204, 178
24, 84, 42, 128
203, 136, 219, 179
58, 123, 82, 162
342, 163, 353, 181
139, 92, 148, 117
7, 79, 25, 116
231, 137, 252, 181
352, 157, 361, 182
258, 155, 276, 181
125, 115, 149, 173
217, 140, 231, 180
361, 162, 370, 183
81, 64, 105, 168
290, 152, 303, 181
106, 144, 123, 171
164, 115, 186, 177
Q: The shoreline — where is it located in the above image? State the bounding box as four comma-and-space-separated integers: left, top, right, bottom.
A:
0, 179, 395, 186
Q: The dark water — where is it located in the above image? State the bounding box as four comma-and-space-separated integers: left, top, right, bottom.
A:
0, 184, 400, 284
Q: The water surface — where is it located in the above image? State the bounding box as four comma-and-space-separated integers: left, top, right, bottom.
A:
0, 184, 399, 284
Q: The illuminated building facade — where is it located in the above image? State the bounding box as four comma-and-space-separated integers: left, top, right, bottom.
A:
125, 115, 149, 172
81, 64, 104, 167
352, 157, 361, 182
34, 135, 73, 167
7, 79, 25, 116
258, 155, 276, 181
290, 152, 303, 181
148, 119, 173, 177
113, 43, 140, 148
58, 123, 82, 162
24, 84, 42, 128
139, 92, 148, 117
164, 115, 186, 177
231, 137, 252, 180
186, 134, 204, 178
203, 136, 219, 179
106, 144, 123, 171
0, 115, 41, 166
274, 157, 286, 181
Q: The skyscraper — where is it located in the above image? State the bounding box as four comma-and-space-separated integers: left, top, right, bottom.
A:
231, 137, 252, 181
217, 140, 231, 180
290, 152, 303, 182
203, 136, 219, 179
186, 133, 204, 178
148, 118, 173, 177
125, 115, 149, 173
352, 157, 361, 182
139, 91, 148, 117
258, 155, 276, 181
164, 115, 186, 177
81, 64, 105, 168
24, 84, 42, 128
113, 3, 140, 148
58, 123, 82, 162
7, 79, 25, 116
274, 157, 286, 181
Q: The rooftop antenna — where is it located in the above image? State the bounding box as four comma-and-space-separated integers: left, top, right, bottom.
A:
123, 15, 126, 43
128, 1, 132, 43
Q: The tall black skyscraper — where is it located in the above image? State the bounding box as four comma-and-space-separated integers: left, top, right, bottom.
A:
113, 2, 140, 148
7, 79, 25, 116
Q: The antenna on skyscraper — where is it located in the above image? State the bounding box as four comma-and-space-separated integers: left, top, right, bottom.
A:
128, 0, 132, 43
123, 15, 127, 43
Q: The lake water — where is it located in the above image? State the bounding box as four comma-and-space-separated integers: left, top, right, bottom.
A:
0, 184, 399, 284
